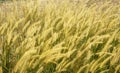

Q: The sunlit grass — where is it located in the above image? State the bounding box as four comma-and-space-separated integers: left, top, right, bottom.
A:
0, 0, 120, 73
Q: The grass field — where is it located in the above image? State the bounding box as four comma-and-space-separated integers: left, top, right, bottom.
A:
0, 0, 120, 73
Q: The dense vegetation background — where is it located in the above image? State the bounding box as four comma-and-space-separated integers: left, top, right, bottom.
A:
0, 0, 120, 73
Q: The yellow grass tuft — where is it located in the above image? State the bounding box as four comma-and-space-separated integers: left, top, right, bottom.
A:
0, 0, 120, 73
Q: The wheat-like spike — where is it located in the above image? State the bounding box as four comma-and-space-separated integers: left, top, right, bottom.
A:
0, 0, 120, 73
102, 29, 119, 53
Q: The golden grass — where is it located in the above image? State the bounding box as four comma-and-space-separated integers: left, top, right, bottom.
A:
0, 0, 120, 73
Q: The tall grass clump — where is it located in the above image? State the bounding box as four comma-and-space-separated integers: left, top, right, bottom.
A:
0, 0, 120, 73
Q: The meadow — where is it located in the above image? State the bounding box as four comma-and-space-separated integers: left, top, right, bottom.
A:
0, 0, 120, 73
